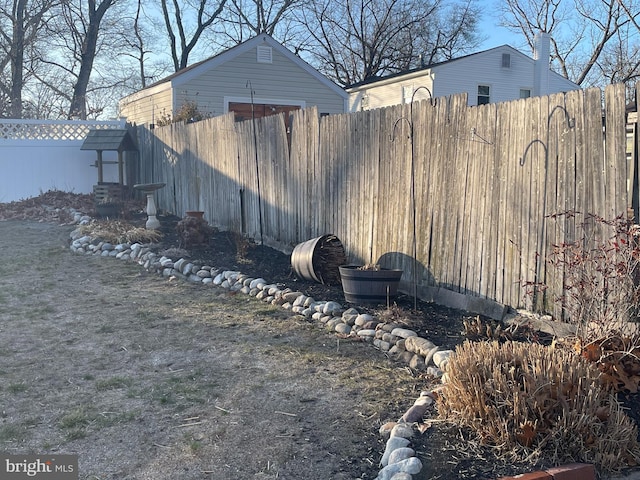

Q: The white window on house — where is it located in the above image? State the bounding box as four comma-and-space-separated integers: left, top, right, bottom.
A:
520, 88, 532, 99
402, 86, 414, 103
257, 46, 273, 63
502, 53, 511, 68
361, 94, 369, 109
477, 85, 490, 105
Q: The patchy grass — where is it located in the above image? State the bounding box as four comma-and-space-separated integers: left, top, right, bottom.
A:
95, 376, 133, 391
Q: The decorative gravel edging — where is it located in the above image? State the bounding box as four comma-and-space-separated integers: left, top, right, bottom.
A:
68, 222, 459, 480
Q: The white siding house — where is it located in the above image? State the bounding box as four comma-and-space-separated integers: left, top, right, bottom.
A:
119, 34, 348, 125
347, 33, 580, 111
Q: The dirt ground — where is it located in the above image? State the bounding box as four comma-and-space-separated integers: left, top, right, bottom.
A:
3, 192, 640, 479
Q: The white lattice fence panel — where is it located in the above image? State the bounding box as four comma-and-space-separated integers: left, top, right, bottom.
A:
0, 120, 124, 140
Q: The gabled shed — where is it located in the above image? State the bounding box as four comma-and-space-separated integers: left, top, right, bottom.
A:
81, 129, 137, 199
118, 33, 348, 126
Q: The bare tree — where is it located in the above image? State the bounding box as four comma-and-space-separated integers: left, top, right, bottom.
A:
159, 0, 227, 71
218, 0, 302, 44
498, 0, 631, 87
594, 29, 640, 99
297, 0, 481, 87
116, 0, 170, 89
0, 0, 55, 118
65, 0, 118, 118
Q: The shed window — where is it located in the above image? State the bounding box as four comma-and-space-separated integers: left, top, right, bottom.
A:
477, 85, 490, 105
520, 88, 531, 99
502, 53, 511, 68
402, 86, 414, 103
257, 46, 273, 63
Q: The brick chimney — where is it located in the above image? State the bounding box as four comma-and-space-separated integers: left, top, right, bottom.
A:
533, 32, 551, 96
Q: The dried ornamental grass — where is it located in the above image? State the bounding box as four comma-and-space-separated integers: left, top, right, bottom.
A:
78, 220, 163, 245
436, 340, 640, 472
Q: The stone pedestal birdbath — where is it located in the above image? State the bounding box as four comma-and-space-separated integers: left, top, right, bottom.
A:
134, 183, 165, 229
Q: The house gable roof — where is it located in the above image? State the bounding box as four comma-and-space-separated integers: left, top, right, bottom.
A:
345, 44, 579, 92
128, 34, 348, 101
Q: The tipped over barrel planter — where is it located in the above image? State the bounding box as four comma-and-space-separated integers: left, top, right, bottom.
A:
290, 235, 346, 285
339, 265, 403, 305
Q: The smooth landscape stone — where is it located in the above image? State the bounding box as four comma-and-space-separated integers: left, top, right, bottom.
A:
224, 270, 241, 280
357, 329, 376, 337
283, 291, 303, 303
433, 350, 454, 369
424, 345, 440, 366
249, 278, 266, 289
388, 473, 412, 480
413, 395, 433, 407
196, 269, 211, 278
293, 295, 308, 307
342, 313, 358, 326
268, 286, 280, 296
380, 436, 411, 467
323, 301, 342, 315
401, 403, 430, 424
334, 323, 351, 335
173, 258, 186, 272
379, 422, 397, 438
390, 327, 417, 338
202, 278, 213, 285
303, 297, 316, 307
390, 423, 414, 439
182, 263, 194, 275
213, 273, 224, 285
326, 318, 342, 329
387, 447, 415, 465
376, 457, 423, 479
409, 354, 426, 371
404, 336, 435, 356
355, 313, 374, 326
388, 345, 402, 357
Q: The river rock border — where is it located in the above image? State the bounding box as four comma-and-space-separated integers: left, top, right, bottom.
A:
69, 225, 456, 480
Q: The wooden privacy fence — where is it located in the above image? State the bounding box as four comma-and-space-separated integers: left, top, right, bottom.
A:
135, 83, 634, 317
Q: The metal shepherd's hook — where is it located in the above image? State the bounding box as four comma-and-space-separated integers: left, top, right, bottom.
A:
246, 80, 264, 246
391, 86, 433, 311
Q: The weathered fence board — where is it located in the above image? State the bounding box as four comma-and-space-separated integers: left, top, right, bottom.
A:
135, 86, 633, 317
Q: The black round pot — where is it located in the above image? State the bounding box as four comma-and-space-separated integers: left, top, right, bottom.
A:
339, 265, 403, 305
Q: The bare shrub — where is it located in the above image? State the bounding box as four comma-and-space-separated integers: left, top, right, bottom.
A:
78, 220, 162, 244
436, 341, 640, 472
176, 216, 215, 248
527, 212, 640, 339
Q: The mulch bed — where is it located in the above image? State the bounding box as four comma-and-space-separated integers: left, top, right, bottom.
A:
4, 191, 640, 479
